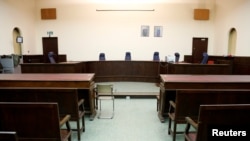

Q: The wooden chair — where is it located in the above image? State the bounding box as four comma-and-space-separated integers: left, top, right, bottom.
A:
0, 87, 85, 141
95, 84, 115, 119
168, 89, 250, 141
185, 104, 250, 141
0, 131, 18, 141
0, 102, 72, 141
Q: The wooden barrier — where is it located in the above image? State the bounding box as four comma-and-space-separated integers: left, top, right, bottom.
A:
0, 102, 71, 141
0, 87, 85, 141
0, 131, 18, 141
168, 89, 250, 141
184, 104, 250, 141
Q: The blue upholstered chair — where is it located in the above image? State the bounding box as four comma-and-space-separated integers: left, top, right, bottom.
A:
125, 52, 131, 61
201, 52, 208, 64
174, 52, 180, 63
153, 52, 160, 61
99, 53, 106, 61
48, 52, 56, 64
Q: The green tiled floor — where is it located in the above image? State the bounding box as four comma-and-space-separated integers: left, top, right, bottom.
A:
70, 98, 185, 141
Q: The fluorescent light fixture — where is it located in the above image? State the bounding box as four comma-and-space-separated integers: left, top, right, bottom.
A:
96, 9, 155, 11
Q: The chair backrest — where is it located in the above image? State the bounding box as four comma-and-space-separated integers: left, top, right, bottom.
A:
96, 84, 113, 96
125, 52, 131, 61
48, 51, 56, 63
0, 55, 14, 68
0, 87, 80, 120
201, 52, 208, 64
196, 104, 250, 141
0, 131, 18, 141
0, 102, 62, 140
174, 52, 180, 62
99, 53, 106, 61
174, 89, 250, 121
153, 52, 160, 61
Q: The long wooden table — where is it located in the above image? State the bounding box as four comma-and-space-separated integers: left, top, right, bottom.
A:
159, 74, 250, 122
0, 73, 96, 120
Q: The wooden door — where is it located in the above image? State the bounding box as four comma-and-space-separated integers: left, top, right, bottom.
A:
192, 37, 208, 63
42, 37, 58, 63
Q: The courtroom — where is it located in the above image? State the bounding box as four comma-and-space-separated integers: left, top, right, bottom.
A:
1, 0, 250, 141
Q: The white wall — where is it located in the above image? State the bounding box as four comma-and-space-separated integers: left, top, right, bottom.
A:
0, 0, 36, 55
1, 0, 249, 61
35, 0, 215, 61
214, 0, 250, 56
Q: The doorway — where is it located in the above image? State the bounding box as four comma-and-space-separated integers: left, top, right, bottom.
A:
192, 37, 208, 63
13, 27, 22, 55
228, 28, 237, 55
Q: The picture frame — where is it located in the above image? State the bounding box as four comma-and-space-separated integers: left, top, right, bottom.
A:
154, 26, 163, 37
141, 25, 150, 37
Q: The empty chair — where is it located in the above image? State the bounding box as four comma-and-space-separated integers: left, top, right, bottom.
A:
48, 51, 56, 63
174, 52, 180, 63
99, 53, 106, 61
0, 55, 15, 73
125, 52, 131, 61
153, 52, 160, 61
201, 52, 208, 64
95, 84, 115, 119
0, 62, 3, 73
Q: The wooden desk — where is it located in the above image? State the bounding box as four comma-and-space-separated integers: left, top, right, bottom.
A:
159, 74, 250, 122
0, 73, 96, 120
21, 62, 82, 73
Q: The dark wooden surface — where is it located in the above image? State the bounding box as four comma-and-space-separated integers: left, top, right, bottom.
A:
0, 73, 96, 120
168, 89, 250, 141
185, 104, 250, 141
22, 54, 67, 63
0, 102, 71, 141
85, 61, 161, 82
21, 62, 82, 73
0, 132, 18, 141
20, 60, 233, 83
167, 63, 232, 74
158, 75, 250, 122
0, 87, 85, 141
184, 55, 250, 74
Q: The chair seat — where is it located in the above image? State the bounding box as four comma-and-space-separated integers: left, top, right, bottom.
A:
60, 130, 72, 141
184, 132, 197, 141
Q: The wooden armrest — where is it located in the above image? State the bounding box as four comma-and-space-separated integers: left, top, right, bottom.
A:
185, 117, 198, 130
169, 100, 176, 109
78, 99, 84, 106
60, 115, 71, 127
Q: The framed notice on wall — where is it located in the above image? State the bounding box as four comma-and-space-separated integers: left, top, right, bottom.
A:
141, 25, 150, 37
154, 26, 163, 37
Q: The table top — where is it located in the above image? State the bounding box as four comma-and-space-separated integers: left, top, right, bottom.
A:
0, 73, 95, 82
160, 74, 250, 83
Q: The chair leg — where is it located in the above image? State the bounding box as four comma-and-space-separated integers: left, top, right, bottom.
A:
77, 120, 81, 141
82, 116, 85, 132
172, 123, 177, 141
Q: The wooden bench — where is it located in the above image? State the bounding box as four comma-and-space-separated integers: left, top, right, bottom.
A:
0, 131, 18, 141
168, 89, 250, 141
0, 102, 71, 141
0, 87, 85, 141
184, 104, 250, 141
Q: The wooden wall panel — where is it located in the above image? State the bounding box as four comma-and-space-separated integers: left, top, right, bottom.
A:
194, 9, 209, 20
